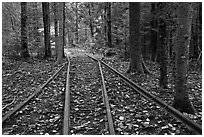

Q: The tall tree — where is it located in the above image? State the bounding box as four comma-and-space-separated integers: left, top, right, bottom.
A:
56, 2, 64, 64
172, 3, 195, 114
189, 3, 202, 60
42, 2, 51, 58
127, 2, 144, 73
54, 2, 58, 59
150, 3, 158, 61
21, 2, 30, 58
157, 3, 168, 88
198, 2, 202, 60
32, 2, 40, 50
107, 2, 112, 48
75, 2, 79, 43
104, 3, 107, 43
88, 3, 94, 38
63, 2, 66, 57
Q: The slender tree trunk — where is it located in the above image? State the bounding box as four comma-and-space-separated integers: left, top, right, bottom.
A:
75, 2, 78, 43
158, 17, 168, 88
190, 4, 198, 59
21, 2, 30, 58
168, 16, 173, 58
104, 3, 107, 44
107, 2, 112, 48
42, 2, 51, 58
33, 3, 40, 49
172, 3, 195, 114
171, 10, 177, 85
190, 3, 202, 60
56, 2, 64, 64
115, 26, 119, 45
157, 3, 168, 88
54, 2, 58, 59
127, 2, 144, 74
67, 29, 71, 45
150, 3, 158, 62
85, 25, 87, 40
197, 2, 202, 60
63, 2, 65, 57
124, 26, 127, 59
88, 3, 94, 38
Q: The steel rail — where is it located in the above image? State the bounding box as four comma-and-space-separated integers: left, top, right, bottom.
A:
63, 57, 71, 135
2, 62, 67, 123
86, 54, 202, 135
98, 61, 115, 135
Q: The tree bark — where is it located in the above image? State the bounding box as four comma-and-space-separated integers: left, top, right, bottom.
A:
63, 2, 65, 57
85, 25, 87, 40
158, 18, 168, 88
157, 3, 168, 89
150, 3, 158, 62
67, 29, 71, 45
171, 10, 177, 85
88, 3, 94, 38
56, 2, 64, 64
32, 3, 40, 49
75, 2, 78, 43
54, 2, 58, 59
172, 3, 195, 114
198, 2, 202, 60
21, 2, 30, 58
124, 26, 127, 59
104, 3, 107, 44
42, 2, 51, 58
107, 2, 112, 48
127, 2, 144, 74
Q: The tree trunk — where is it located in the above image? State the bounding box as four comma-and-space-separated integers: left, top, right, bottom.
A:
157, 3, 168, 89
172, 3, 195, 114
63, 2, 65, 57
42, 2, 51, 58
75, 2, 78, 43
54, 2, 58, 59
21, 2, 30, 58
85, 25, 87, 41
33, 3, 40, 49
124, 26, 127, 59
198, 2, 202, 60
107, 2, 112, 48
171, 10, 177, 85
67, 29, 71, 45
104, 3, 107, 44
56, 2, 64, 64
150, 3, 158, 62
197, 2, 201, 60
190, 3, 202, 60
127, 2, 144, 74
190, 4, 198, 59
88, 3, 94, 38
115, 26, 119, 45
158, 18, 168, 88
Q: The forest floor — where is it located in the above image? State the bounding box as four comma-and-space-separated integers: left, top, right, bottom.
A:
2, 48, 202, 135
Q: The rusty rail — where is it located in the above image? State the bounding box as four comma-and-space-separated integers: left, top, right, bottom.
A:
63, 57, 71, 135
86, 53, 202, 135
2, 62, 67, 123
98, 61, 115, 135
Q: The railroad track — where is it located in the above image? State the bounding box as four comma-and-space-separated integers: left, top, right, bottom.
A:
2, 53, 202, 135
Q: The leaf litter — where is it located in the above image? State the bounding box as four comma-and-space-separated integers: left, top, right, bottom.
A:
2, 58, 67, 135
102, 58, 202, 135
2, 54, 201, 135
69, 56, 108, 135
